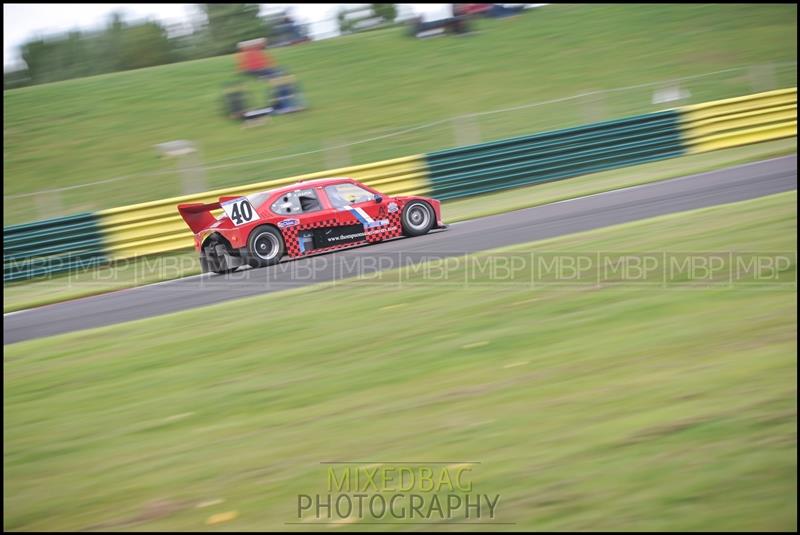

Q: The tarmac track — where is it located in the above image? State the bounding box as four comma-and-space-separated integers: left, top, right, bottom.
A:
3, 155, 796, 345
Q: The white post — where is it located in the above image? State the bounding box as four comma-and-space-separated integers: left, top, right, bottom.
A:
36, 190, 64, 221
324, 139, 351, 170
453, 115, 481, 147
749, 64, 776, 94
155, 140, 208, 195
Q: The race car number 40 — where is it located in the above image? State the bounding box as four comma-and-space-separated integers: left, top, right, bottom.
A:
221, 198, 259, 226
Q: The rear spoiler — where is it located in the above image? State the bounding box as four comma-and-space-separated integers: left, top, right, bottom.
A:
177, 201, 222, 234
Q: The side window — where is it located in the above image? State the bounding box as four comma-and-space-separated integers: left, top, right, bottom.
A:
271, 188, 322, 215
324, 183, 374, 209
246, 191, 272, 210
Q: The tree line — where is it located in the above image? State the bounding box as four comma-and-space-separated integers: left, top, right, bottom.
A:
4, 4, 307, 89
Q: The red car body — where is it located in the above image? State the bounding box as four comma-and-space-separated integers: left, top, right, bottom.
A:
177, 177, 445, 273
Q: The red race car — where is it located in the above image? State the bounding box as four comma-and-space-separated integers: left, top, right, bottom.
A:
177, 177, 446, 274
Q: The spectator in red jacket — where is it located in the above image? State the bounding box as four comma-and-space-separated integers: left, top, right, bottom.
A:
237, 38, 278, 78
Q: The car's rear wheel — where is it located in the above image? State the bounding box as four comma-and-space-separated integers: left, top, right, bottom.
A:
201, 240, 236, 275
247, 225, 284, 268
401, 201, 434, 237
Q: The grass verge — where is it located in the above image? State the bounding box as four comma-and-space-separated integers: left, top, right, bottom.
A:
4, 190, 796, 531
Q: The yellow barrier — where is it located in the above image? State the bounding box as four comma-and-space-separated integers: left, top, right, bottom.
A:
679, 88, 797, 153
97, 155, 431, 260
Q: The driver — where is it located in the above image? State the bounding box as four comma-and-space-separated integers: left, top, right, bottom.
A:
326, 188, 351, 208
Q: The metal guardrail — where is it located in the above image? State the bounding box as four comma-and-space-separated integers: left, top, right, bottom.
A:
425, 110, 686, 199
3, 213, 107, 282
680, 88, 797, 153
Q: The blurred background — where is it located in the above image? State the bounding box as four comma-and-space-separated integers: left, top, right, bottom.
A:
3, 4, 796, 225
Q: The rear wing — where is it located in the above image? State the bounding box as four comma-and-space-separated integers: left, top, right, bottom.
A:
177, 201, 222, 234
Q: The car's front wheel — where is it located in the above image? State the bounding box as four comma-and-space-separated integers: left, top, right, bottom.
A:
401, 201, 435, 237
247, 225, 285, 268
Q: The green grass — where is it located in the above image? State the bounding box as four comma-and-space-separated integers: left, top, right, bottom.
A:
3, 4, 797, 225
4, 190, 796, 531
3, 138, 796, 313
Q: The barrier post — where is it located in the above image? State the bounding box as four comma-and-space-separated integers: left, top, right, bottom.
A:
581, 90, 608, 124
35, 190, 64, 221
453, 115, 481, 148
749, 64, 777, 94
155, 140, 208, 196
324, 138, 351, 169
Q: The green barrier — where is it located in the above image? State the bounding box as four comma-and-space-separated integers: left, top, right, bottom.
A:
425, 110, 686, 199
3, 212, 107, 282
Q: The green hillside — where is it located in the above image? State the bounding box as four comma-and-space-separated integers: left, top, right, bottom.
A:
3, 3, 797, 225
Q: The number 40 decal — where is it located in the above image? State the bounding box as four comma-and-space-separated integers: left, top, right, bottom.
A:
221, 198, 259, 226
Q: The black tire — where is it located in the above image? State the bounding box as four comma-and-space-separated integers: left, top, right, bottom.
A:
401, 201, 435, 237
201, 243, 236, 275
247, 225, 285, 268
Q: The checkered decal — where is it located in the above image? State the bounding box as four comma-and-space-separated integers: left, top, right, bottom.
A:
365, 205, 403, 244
280, 203, 405, 258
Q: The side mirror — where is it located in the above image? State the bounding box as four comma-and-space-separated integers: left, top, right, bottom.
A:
374, 194, 383, 203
